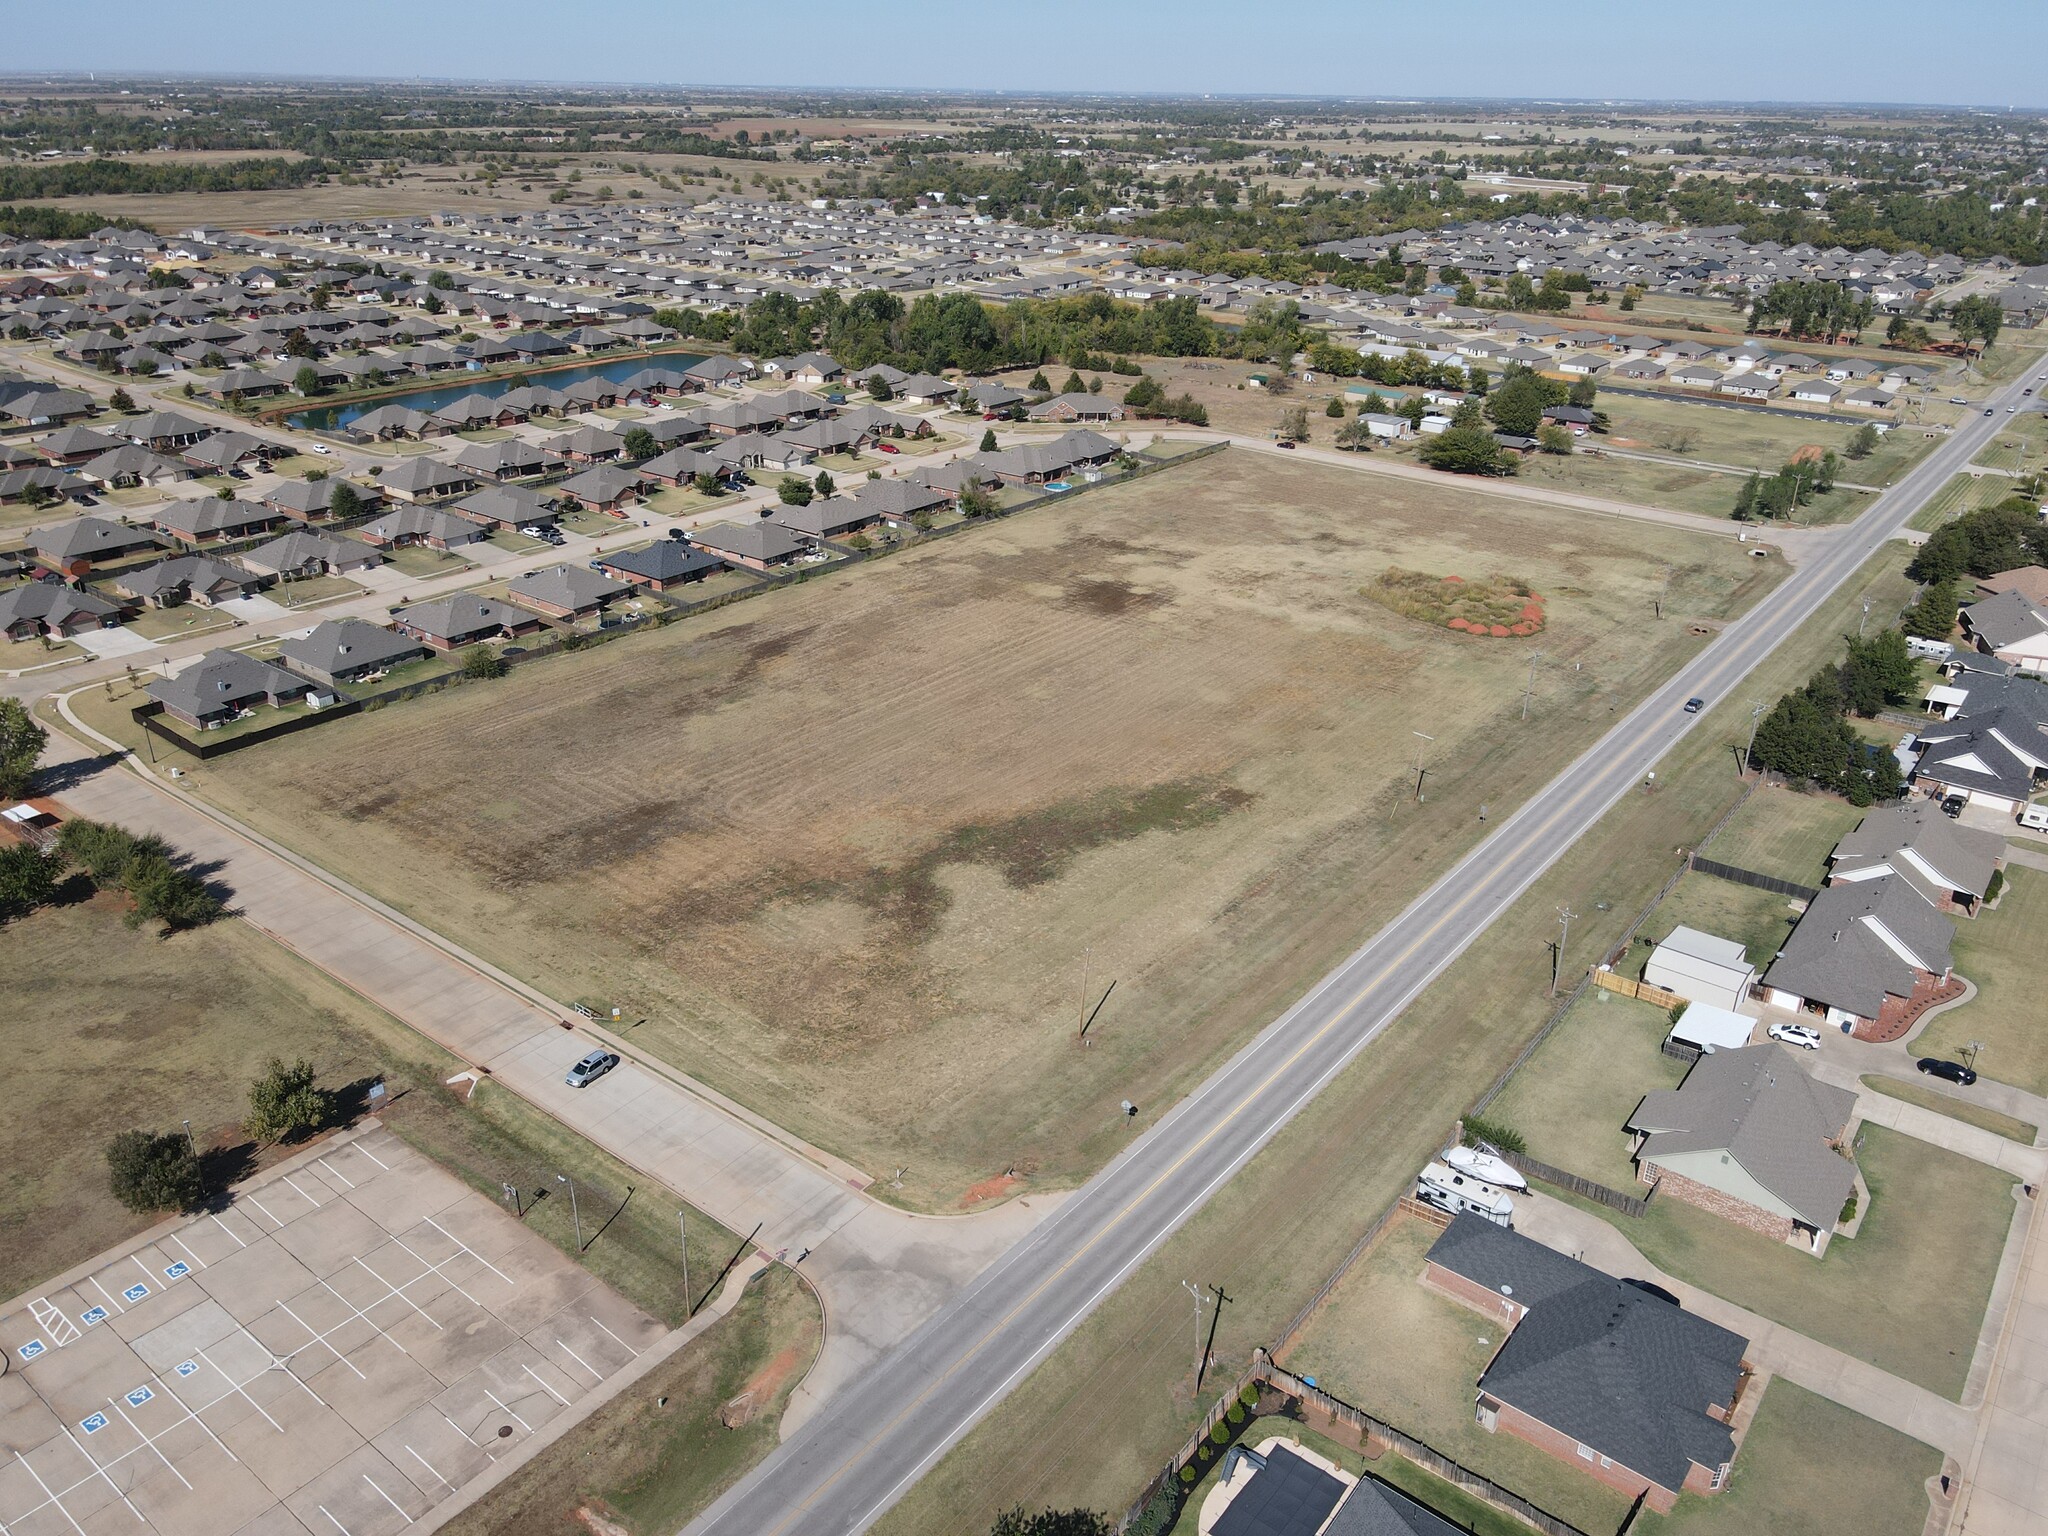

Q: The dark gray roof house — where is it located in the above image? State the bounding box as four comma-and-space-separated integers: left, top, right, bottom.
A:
1761, 872, 1956, 1027
504, 563, 627, 619
1627, 1044, 1859, 1247
1425, 1216, 1748, 1512
277, 619, 426, 687
595, 539, 725, 590
1828, 801, 2006, 914
689, 519, 806, 569
34, 516, 161, 568
148, 648, 310, 727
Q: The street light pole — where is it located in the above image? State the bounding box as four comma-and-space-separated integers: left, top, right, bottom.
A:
1521, 651, 1545, 721
1860, 599, 1871, 638
680, 1210, 692, 1317
1181, 1280, 1205, 1378
557, 1173, 582, 1251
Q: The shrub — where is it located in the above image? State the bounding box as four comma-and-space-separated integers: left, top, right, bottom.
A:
0, 842, 60, 923
460, 647, 507, 680
1461, 1116, 1526, 1155
244, 1058, 335, 1145
106, 1130, 203, 1213
1226, 1402, 1245, 1424
1985, 868, 2005, 905
1177, 1465, 1200, 1486
1240, 1383, 1260, 1408
1839, 1190, 1859, 1225
1209, 1419, 1230, 1445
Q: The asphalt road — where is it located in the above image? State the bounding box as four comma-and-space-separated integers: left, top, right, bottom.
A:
685, 370, 2047, 1536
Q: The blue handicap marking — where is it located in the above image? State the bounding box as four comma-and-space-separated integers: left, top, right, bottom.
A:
124, 1386, 154, 1409
123, 1283, 150, 1303
79, 1412, 109, 1435
163, 1261, 191, 1280
174, 1360, 199, 1378
18, 1339, 46, 1361
79, 1306, 109, 1327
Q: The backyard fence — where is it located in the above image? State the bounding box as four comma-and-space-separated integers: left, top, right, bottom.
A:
1500, 1149, 1654, 1218
1589, 969, 1687, 1010
129, 696, 361, 760
1686, 853, 1818, 901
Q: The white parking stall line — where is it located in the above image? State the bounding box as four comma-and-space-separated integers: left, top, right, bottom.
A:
15, 1452, 88, 1536
421, 1216, 515, 1288
364, 1473, 414, 1524
209, 1213, 248, 1249
351, 1257, 443, 1332
56, 1422, 143, 1524
244, 1195, 287, 1230
588, 1316, 638, 1356
438, 1409, 483, 1449
199, 1347, 286, 1431
405, 1444, 452, 1491
355, 1141, 392, 1171
169, 1232, 208, 1268
316, 1278, 411, 1358
522, 1363, 570, 1407
30, 1298, 79, 1348
555, 1339, 603, 1383
318, 1503, 353, 1536
317, 1157, 357, 1189
284, 1174, 324, 1208
481, 1386, 532, 1434
108, 1395, 190, 1492
86, 1277, 126, 1315
385, 1233, 479, 1308
153, 1368, 242, 1464
277, 1298, 369, 1379
128, 1257, 158, 1291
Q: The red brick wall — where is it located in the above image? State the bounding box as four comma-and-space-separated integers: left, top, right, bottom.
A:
1491, 1401, 1680, 1514
1639, 1164, 1795, 1244
1422, 1262, 1528, 1328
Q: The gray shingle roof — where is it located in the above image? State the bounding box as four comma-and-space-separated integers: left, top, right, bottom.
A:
277, 619, 424, 678
1830, 801, 2005, 903
1627, 1044, 1858, 1228
1761, 874, 1955, 1019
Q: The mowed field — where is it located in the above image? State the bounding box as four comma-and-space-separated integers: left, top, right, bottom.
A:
194, 451, 1778, 1205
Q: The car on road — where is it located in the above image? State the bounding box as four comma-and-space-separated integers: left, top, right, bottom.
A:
1940, 794, 1967, 818
1986, 407, 1996, 416
1620, 1278, 1682, 1307
877, 441, 899, 453
565, 1049, 620, 1088
1917, 1057, 1978, 1086
1950, 396, 1969, 405
309, 444, 332, 454
1683, 696, 1705, 713
1275, 439, 1297, 449
1769, 1022, 1822, 1050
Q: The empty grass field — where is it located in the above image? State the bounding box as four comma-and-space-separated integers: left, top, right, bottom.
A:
1972, 411, 2048, 474
1906, 471, 2017, 531
1639, 868, 1804, 970
1702, 782, 1864, 886
1515, 448, 1872, 524
1919, 866, 2048, 1096
0, 891, 739, 1326
1598, 392, 1938, 486
187, 449, 1778, 1207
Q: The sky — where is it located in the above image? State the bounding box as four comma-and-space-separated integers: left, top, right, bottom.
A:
7, 1, 2044, 109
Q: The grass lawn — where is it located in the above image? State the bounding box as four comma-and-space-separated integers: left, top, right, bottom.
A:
1862, 1076, 2038, 1145
1484, 991, 1686, 1189
1279, 1219, 1635, 1536
1639, 1378, 1938, 1536
381, 541, 472, 577
1512, 448, 1872, 525
0, 894, 735, 1323
438, 1267, 821, 1536
1971, 412, 2048, 474
869, 547, 1927, 1536
1, 634, 85, 668
1907, 472, 2019, 531
183, 449, 1781, 1208
1598, 393, 1937, 486
1639, 869, 1804, 970
122, 605, 239, 642
1918, 866, 2048, 1096
1588, 1122, 2014, 1400
1703, 783, 1863, 886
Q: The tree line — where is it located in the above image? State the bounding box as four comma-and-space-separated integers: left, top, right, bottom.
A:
0, 156, 332, 202
1748, 629, 1914, 804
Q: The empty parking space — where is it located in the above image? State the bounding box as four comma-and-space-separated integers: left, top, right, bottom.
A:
0, 1127, 664, 1536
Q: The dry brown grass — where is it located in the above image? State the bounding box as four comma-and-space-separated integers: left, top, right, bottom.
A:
190, 450, 1776, 1205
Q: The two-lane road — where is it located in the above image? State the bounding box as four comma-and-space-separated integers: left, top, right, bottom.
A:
687, 370, 2045, 1536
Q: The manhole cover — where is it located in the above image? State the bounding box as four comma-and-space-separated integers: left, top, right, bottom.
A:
498, 1425, 514, 1438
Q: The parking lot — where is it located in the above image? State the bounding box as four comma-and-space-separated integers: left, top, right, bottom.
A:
0, 1126, 663, 1536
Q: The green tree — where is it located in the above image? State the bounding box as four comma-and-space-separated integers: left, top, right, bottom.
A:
979, 428, 998, 452
1844, 424, 1880, 460
123, 847, 223, 932
865, 372, 893, 401
777, 475, 814, 506
1027, 370, 1051, 393
1484, 371, 1551, 437
960, 485, 1000, 518
1732, 471, 1761, 521
813, 469, 835, 500
0, 697, 47, 799
244, 1058, 334, 1145
327, 480, 363, 520
1838, 628, 1917, 716
0, 841, 60, 923
1902, 580, 1960, 641
460, 646, 508, 682
428, 270, 455, 291
1122, 375, 1164, 412
1277, 404, 1310, 443
105, 1131, 204, 1214
1419, 426, 1518, 476
988, 1509, 1111, 1536
108, 386, 135, 413
1325, 396, 1345, 418
1537, 423, 1575, 456
692, 471, 724, 496
293, 364, 323, 397
620, 426, 657, 460
1061, 370, 1086, 396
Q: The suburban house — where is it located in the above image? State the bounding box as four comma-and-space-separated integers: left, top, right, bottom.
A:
111, 555, 265, 608
595, 540, 726, 592
1911, 668, 2048, 812
264, 477, 384, 521
554, 465, 644, 513
1642, 925, 1756, 1013
853, 477, 950, 526
1026, 392, 1125, 423
543, 425, 627, 463
0, 582, 122, 639
33, 517, 161, 576
771, 497, 879, 540
893, 372, 957, 405
504, 563, 627, 620
1827, 801, 2006, 916
979, 429, 1120, 486
148, 648, 312, 728
689, 520, 806, 571
1959, 588, 2048, 674
1626, 1044, 1860, 1253
1423, 1215, 1750, 1512
452, 485, 558, 531
448, 437, 560, 482
78, 444, 192, 489
277, 619, 426, 687
392, 592, 540, 650
239, 528, 383, 579
151, 498, 286, 546
1199, 1439, 1464, 1536
375, 457, 481, 503
359, 505, 490, 551
1761, 872, 1959, 1034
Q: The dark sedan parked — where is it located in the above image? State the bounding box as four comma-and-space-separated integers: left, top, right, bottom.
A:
1916, 1057, 1978, 1087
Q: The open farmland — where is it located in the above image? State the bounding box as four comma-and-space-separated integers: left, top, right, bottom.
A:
192, 451, 1778, 1206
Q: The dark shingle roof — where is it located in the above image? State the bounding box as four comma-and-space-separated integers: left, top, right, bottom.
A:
1212, 1445, 1347, 1536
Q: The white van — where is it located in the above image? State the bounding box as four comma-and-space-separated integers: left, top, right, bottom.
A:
1907, 637, 1954, 661
1416, 1162, 1515, 1228
2018, 803, 2048, 832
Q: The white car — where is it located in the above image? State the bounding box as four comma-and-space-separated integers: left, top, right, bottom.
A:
1769, 1022, 1822, 1051
309, 444, 332, 455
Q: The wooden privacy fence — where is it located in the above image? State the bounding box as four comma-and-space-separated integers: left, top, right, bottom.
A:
1590, 968, 1687, 1010
1501, 1149, 1653, 1218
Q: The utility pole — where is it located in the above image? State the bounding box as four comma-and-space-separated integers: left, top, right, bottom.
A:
557, 1173, 582, 1251
1181, 1280, 1205, 1379
1079, 946, 1090, 1035
1550, 905, 1577, 997
1743, 699, 1767, 776
1412, 730, 1435, 802
1521, 651, 1545, 721
679, 1210, 692, 1317
1859, 598, 1871, 638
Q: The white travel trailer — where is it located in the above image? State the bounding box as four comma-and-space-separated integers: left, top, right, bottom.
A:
1416, 1162, 1516, 1227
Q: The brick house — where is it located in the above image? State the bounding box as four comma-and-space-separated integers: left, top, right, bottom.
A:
1626, 1044, 1859, 1254
1423, 1215, 1752, 1515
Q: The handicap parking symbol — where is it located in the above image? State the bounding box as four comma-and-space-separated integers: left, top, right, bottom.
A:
122, 1283, 150, 1303
79, 1412, 109, 1435
163, 1260, 191, 1280
174, 1360, 199, 1378
124, 1386, 154, 1409
79, 1306, 109, 1327
18, 1339, 46, 1361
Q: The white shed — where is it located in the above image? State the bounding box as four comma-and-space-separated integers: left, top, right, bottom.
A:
1644, 925, 1757, 1013
1665, 1002, 1757, 1055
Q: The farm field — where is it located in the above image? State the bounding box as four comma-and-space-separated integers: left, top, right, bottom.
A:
184, 449, 1779, 1207
873, 549, 1920, 1536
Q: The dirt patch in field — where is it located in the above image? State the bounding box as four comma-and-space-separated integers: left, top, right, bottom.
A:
1790, 443, 1827, 465
1063, 575, 1172, 616
722, 1342, 807, 1428
960, 1172, 1024, 1208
